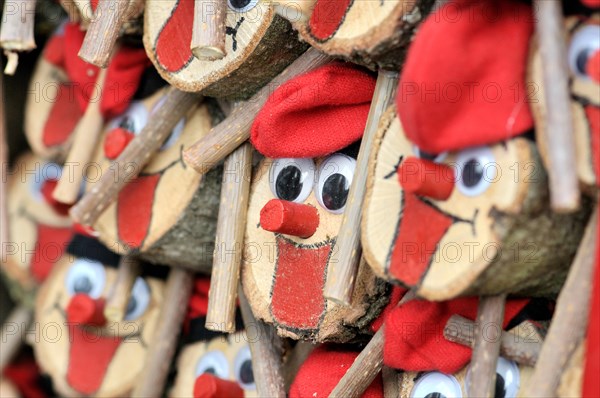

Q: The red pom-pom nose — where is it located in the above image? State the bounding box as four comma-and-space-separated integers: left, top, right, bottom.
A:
41, 179, 72, 215
398, 157, 455, 200
104, 127, 135, 160
260, 199, 320, 238
193, 374, 244, 398
66, 294, 107, 326
586, 50, 600, 84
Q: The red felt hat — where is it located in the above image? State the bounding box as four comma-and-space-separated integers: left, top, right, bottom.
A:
251, 63, 376, 159
397, 0, 535, 154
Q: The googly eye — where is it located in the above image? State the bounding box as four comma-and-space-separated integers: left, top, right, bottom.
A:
233, 345, 255, 390
454, 146, 496, 197
65, 258, 106, 299
413, 145, 448, 163
410, 372, 463, 398
314, 154, 355, 214
195, 351, 230, 380
494, 358, 520, 398
568, 25, 600, 79
269, 158, 315, 203
107, 101, 149, 136
30, 163, 62, 202
228, 0, 259, 13
124, 277, 151, 321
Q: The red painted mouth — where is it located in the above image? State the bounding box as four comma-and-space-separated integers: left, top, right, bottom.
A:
117, 174, 161, 248
66, 326, 123, 395
308, 0, 352, 41
389, 194, 453, 286
155, 0, 194, 72
270, 235, 331, 330
584, 105, 600, 184
42, 83, 83, 147
31, 224, 73, 283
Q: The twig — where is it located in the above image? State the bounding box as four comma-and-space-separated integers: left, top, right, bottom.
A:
534, 0, 580, 212
79, 0, 130, 67
239, 286, 285, 398
444, 315, 541, 366
70, 88, 201, 226
524, 208, 597, 397
131, 267, 193, 398
191, 0, 227, 60
381, 366, 399, 398
324, 70, 398, 305
283, 341, 315, 392
206, 143, 253, 332
104, 254, 141, 322
183, 48, 332, 173
0, 67, 8, 255
0, 0, 36, 75
467, 294, 507, 398
53, 68, 108, 204
0, 306, 32, 371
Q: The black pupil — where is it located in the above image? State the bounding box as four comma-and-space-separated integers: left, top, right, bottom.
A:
494, 373, 507, 398
462, 159, 484, 188
424, 394, 446, 398
576, 49, 591, 75
418, 150, 438, 161
204, 367, 216, 375
73, 276, 92, 294
126, 296, 137, 315
239, 360, 254, 384
119, 117, 135, 132
230, 0, 250, 9
322, 174, 349, 211
275, 166, 303, 201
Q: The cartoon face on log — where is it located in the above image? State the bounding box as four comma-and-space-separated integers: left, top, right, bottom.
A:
88, 90, 218, 267
400, 358, 532, 398
362, 0, 590, 300
530, 14, 600, 191
144, 0, 307, 98
241, 64, 388, 342
34, 236, 165, 397
4, 153, 73, 292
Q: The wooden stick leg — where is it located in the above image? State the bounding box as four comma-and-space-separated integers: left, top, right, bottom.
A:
523, 208, 597, 397
70, 89, 201, 226
206, 143, 253, 333
534, 0, 579, 212
183, 48, 332, 173
131, 267, 193, 398
0, 0, 36, 75
324, 69, 399, 305
239, 287, 285, 398
104, 255, 141, 322
191, 0, 227, 61
53, 68, 107, 204
0, 306, 32, 371
1, 67, 8, 255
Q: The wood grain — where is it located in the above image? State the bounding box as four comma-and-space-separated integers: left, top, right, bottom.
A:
0, 0, 36, 74
206, 143, 253, 332
191, 0, 227, 60
0, 68, 7, 256
324, 70, 398, 305
534, 0, 580, 212
524, 207, 597, 397
104, 254, 141, 322
70, 88, 201, 226
183, 48, 332, 173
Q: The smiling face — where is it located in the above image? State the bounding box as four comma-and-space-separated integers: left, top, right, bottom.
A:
171, 332, 257, 398
530, 15, 600, 192
34, 259, 165, 397
242, 155, 386, 342
88, 91, 213, 252
4, 153, 73, 291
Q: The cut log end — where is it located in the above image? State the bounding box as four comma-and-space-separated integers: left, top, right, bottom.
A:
191, 46, 226, 61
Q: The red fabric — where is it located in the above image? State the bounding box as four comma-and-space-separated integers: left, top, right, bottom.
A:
383, 297, 529, 373
3, 353, 48, 398
587, 51, 600, 84
583, 204, 600, 398
290, 346, 383, 398
308, 0, 352, 40
585, 105, 600, 185
42, 83, 84, 147
104, 127, 136, 159
581, 0, 600, 8
43, 32, 65, 68
270, 237, 330, 330
251, 63, 376, 158
185, 278, 211, 333
155, 0, 194, 72
397, 0, 534, 154
31, 224, 74, 283
116, 174, 160, 248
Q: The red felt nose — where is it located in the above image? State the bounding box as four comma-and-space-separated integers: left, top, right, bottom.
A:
41, 179, 72, 215
104, 127, 135, 160
66, 294, 107, 326
193, 374, 244, 398
260, 199, 320, 238
398, 157, 455, 200
586, 50, 600, 84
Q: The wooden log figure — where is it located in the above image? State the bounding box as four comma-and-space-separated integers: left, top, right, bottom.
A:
241, 64, 389, 343
143, 0, 308, 99
3, 153, 74, 303
86, 89, 222, 271
529, 14, 600, 194
276, 0, 435, 69
361, 0, 591, 301
67, 0, 144, 37
171, 279, 257, 397
33, 233, 167, 397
